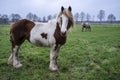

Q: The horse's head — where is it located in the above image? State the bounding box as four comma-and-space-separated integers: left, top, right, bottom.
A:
57, 6, 74, 36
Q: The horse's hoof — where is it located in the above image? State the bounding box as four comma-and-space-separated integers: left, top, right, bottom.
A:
49, 67, 58, 72
8, 60, 13, 65
13, 63, 22, 68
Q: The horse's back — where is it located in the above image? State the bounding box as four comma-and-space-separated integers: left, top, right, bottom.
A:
82, 22, 90, 28
10, 19, 34, 31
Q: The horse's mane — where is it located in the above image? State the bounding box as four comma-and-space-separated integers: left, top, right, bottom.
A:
57, 8, 74, 27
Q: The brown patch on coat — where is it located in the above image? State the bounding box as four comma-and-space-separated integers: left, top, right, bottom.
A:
54, 23, 66, 50
41, 33, 48, 39
10, 19, 35, 47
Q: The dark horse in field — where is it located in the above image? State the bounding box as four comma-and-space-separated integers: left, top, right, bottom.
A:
8, 6, 74, 71
82, 22, 91, 32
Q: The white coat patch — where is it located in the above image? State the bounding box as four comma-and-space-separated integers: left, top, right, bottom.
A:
30, 20, 57, 47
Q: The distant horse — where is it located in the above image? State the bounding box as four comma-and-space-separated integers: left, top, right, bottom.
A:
81, 22, 91, 32
8, 6, 74, 71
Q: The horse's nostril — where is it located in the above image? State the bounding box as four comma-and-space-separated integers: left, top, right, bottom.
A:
61, 31, 66, 36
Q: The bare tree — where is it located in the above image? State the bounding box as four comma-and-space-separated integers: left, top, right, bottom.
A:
26, 12, 34, 21
107, 14, 116, 23
1, 14, 9, 24
42, 16, 46, 22
26, 13, 39, 21
74, 12, 79, 22
97, 10, 105, 21
33, 14, 38, 21
47, 15, 52, 21
10, 13, 21, 22
86, 13, 91, 21
80, 12, 85, 22
92, 15, 95, 21
53, 14, 57, 19
0, 14, 1, 18
37, 17, 41, 22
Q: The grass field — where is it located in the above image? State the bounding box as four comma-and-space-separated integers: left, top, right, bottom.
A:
0, 24, 120, 80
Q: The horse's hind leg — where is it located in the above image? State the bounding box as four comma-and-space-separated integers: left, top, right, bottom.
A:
8, 45, 22, 68
8, 34, 15, 65
8, 33, 25, 68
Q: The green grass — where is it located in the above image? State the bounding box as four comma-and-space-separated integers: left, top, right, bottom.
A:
0, 24, 120, 80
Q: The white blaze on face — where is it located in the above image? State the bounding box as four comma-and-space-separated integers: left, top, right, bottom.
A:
61, 14, 68, 34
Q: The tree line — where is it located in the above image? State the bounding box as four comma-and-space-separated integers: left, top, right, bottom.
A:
0, 12, 57, 24
74, 10, 117, 22
0, 10, 118, 24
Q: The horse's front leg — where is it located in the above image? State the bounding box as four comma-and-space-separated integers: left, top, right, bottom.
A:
49, 44, 61, 71
82, 27, 84, 32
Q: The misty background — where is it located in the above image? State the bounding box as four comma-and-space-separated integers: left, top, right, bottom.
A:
0, 0, 120, 23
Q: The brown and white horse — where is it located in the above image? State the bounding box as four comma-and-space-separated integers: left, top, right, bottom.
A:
8, 6, 74, 71
81, 22, 91, 32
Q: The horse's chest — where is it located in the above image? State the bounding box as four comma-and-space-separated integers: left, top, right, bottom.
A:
29, 25, 55, 47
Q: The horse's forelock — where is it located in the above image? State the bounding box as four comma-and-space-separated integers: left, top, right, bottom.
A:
58, 8, 74, 28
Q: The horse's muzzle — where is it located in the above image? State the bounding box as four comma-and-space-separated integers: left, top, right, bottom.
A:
61, 31, 66, 36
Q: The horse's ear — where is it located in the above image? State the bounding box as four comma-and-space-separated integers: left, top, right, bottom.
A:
68, 6, 72, 11
61, 6, 64, 12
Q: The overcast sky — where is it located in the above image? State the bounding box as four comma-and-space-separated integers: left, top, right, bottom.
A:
0, 0, 120, 20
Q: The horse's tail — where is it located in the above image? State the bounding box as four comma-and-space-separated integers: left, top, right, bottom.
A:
10, 23, 14, 43
10, 32, 14, 43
